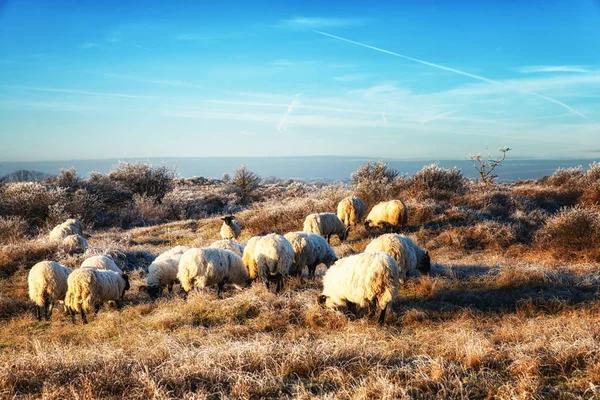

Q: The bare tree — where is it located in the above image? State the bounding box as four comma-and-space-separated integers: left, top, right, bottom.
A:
469, 147, 511, 185
351, 161, 399, 209
230, 165, 261, 204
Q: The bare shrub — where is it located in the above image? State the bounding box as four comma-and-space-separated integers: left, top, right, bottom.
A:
536, 206, 600, 258
0, 216, 29, 243
469, 146, 511, 185
351, 161, 399, 209
229, 165, 261, 204
0, 182, 66, 226
513, 184, 580, 212
585, 162, 600, 183
109, 162, 176, 203
409, 163, 466, 200
84, 171, 133, 207
546, 167, 584, 187
55, 168, 80, 189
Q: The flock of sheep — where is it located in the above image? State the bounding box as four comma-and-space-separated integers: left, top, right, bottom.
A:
28, 197, 431, 325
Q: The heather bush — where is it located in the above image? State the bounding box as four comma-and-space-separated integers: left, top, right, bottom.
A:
0, 182, 66, 226
109, 162, 176, 203
546, 167, 584, 187
351, 161, 399, 209
83, 171, 133, 207
433, 221, 517, 251
409, 163, 466, 201
0, 216, 29, 243
229, 165, 261, 204
536, 206, 600, 258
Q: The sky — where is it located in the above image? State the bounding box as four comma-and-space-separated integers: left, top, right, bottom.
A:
0, 0, 599, 162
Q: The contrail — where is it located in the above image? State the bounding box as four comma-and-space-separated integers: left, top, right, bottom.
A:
277, 93, 300, 132
381, 112, 388, 127
312, 30, 591, 121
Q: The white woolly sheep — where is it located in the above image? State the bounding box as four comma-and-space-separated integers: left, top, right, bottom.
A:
65, 268, 130, 324
80, 255, 122, 273
49, 222, 82, 244
337, 197, 366, 227
177, 247, 250, 298
254, 233, 294, 293
220, 215, 241, 240
318, 252, 399, 324
365, 234, 431, 282
303, 213, 349, 244
283, 231, 337, 277
242, 236, 262, 280
64, 218, 84, 234
210, 239, 244, 257
62, 234, 88, 254
139, 245, 190, 300
365, 200, 408, 231
28, 261, 73, 321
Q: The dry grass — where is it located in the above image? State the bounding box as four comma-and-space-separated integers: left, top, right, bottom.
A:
3, 173, 600, 398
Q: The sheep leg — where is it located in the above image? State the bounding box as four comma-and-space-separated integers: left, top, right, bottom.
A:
308, 264, 317, 278
327, 234, 332, 244
378, 303, 389, 325
276, 275, 283, 294
43, 298, 50, 321
81, 309, 88, 325
35, 305, 41, 321
168, 282, 174, 294
217, 282, 225, 299
70, 309, 77, 325
346, 302, 357, 319
265, 279, 270, 291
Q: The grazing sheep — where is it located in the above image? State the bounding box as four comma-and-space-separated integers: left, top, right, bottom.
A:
303, 213, 349, 244
254, 233, 294, 293
80, 255, 122, 273
318, 252, 399, 325
64, 218, 84, 235
62, 234, 88, 254
220, 215, 241, 240
365, 234, 431, 281
49, 219, 83, 244
177, 248, 249, 298
139, 246, 190, 300
65, 268, 130, 324
242, 236, 262, 280
28, 261, 73, 321
210, 239, 244, 257
337, 197, 366, 227
283, 231, 338, 277
365, 200, 408, 231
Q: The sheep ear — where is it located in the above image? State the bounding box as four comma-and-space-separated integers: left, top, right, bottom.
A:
221, 217, 227, 221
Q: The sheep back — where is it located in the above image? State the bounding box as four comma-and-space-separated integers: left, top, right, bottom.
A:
303, 213, 347, 240
62, 234, 88, 254
81, 255, 122, 273
28, 261, 72, 307
242, 236, 262, 279
210, 239, 244, 257
65, 268, 128, 313
337, 197, 366, 227
254, 233, 294, 278
147, 246, 190, 288
365, 200, 408, 229
177, 248, 248, 292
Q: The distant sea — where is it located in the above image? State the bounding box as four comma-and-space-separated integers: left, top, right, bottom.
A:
1, 157, 599, 182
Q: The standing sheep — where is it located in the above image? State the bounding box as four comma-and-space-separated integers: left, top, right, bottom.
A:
28, 261, 73, 321
365, 200, 408, 231
220, 215, 242, 240
65, 268, 130, 324
80, 255, 122, 273
303, 213, 349, 244
62, 234, 88, 254
210, 239, 244, 257
139, 246, 190, 299
177, 248, 250, 298
254, 233, 294, 293
318, 252, 399, 325
242, 236, 262, 280
337, 197, 366, 227
283, 232, 337, 277
365, 234, 430, 282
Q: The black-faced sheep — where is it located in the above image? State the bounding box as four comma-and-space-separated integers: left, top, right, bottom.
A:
28, 261, 73, 321
365, 200, 408, 231
242, 236, 262, 280
318, 252, 399, 324
139, 245, 190, 300
254, 233, 294, 293
365, 234, 431, 281
283, 231, 337, 277
337, 196, 366, 227
177, 248, 250, 299
303, 213, 349, 244
80, 255, 122, 273
220, 215, 241, 240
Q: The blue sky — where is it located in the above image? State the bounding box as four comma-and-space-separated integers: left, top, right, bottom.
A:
1, 0, 599, 162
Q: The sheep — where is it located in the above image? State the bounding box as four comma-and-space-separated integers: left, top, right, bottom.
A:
80, 255, 122, 273
242, 236, 262, 280
283, 232, 338, 277
64, 218, 84, 235
210, 239, 244, 257
365, 200, 408, 231
318, 252, 399, 325
177, 248, 250, 298
254, 233, 294, 293
28, 261, 73, 321
139, 246, 190, 299
365, 234, 431, 282
65, 268, 130, 324
49, 218, 84, 244
62, 234, 88, 254
337, 196, 366, 227
303, 213, 349, 244
220, 215, 241, 240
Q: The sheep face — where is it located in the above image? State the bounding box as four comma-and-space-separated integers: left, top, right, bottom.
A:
122, 273, 131, 295
317, 294, 338, 309
221, 216, 235, 226
139, 285, 161, 300
322, 253, 338, 268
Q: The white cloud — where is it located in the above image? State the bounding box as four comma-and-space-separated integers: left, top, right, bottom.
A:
279, 17, 366, 29
333, 73, 370, 82
515, 65, 590, 74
